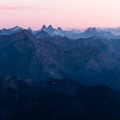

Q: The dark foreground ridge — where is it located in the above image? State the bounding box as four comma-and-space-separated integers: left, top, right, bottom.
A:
0, 76, 120, 120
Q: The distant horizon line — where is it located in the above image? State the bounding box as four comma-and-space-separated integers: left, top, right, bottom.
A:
1, 25, 120, 31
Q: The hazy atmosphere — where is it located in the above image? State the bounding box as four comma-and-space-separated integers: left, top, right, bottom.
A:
1, 0, 120, 120
0, 0, 120, 29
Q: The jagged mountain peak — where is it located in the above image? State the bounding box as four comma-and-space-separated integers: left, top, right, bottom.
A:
86, 27, 98, 33
47, 25, 54, 30
57, 27, 63, 31
41, 25, 47, 30
80, 27, 115, 38
27, 27, 32, 31
0, 26, 23, 35
12, 26, 22, 29
9, 26, 23, 32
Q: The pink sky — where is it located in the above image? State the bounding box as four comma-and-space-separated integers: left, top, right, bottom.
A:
0, 0, 120, 30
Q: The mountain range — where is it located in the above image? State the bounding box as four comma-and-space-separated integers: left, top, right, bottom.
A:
1, 25, 120, 39
34, 25, 120, 39
1, 25, 120, 119
0, 28, 120, 90
98, 27, 120, 35
0, 26, 23, 35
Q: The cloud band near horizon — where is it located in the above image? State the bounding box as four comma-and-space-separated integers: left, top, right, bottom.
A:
0, 5, 51, 10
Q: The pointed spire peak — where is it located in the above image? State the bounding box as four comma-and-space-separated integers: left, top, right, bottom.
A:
12, 26, 22, 30
27, 27, 32, 30
8, 26, 23, 32
27, 27, 33, 34
41, 25, 46, 30
57, 27, 62, 31
87, 27, 97, 32
47, 25, 53, 29
88, 27, 95, 30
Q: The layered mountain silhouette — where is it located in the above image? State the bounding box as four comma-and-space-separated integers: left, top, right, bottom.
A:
1, 26, 120, 120
0, 29, 120, 90
80, 27, 115, 38
0, 25, 120, 39
36, 25, 120, 39
98, 27, 120, 35
0, 26, 23, 35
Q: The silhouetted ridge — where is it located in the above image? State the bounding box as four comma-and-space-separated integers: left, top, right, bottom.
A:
0, 77, 120, 120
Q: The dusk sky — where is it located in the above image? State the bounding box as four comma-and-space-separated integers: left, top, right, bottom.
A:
0, 0, 120, 30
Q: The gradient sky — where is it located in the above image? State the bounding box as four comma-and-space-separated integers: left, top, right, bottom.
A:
0, 0, 120, 30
